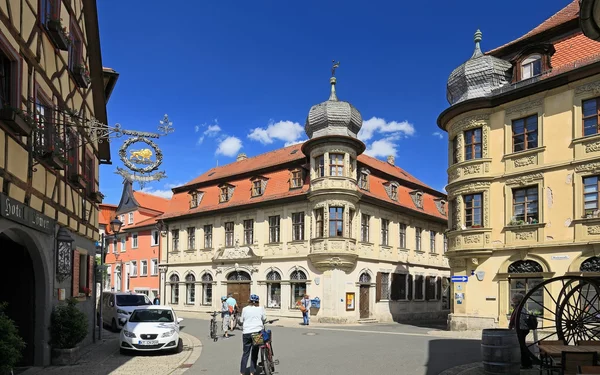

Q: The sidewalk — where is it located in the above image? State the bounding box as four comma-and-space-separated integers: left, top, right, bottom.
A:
439, 362, 539, 375
20, 330, 202, 375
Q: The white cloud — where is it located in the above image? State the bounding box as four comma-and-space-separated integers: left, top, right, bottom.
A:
364, 139, 398, 158
197, 121, 222, 144
358, 117, 415, 142
140, 187, 173, 199
194, 125, 200, 133
248, 120, 304, 145
216, 136, 243, 157
432, 131, 444, 139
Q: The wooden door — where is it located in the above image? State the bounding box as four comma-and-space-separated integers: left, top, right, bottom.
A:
227, 283, 251, 310
359, 285, 370, 319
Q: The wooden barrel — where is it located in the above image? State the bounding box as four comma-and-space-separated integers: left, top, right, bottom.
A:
481, 329, 521, 374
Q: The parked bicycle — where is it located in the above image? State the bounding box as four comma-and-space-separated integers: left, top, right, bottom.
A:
229, 309, 242, 331
251, 319, 279, 375
206, 311, 219, 342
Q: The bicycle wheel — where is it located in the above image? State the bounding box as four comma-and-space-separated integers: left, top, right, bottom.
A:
210, 320, 216, 340
261, 346, 273, 375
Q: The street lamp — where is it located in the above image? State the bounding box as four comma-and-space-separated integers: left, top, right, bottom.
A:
97, 216, 122, 340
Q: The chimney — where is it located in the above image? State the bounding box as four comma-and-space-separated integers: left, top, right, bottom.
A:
387, 155, 395, 166
237, 153, 247, 162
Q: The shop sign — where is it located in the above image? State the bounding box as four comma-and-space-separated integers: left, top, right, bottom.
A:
0, 193, 55, 234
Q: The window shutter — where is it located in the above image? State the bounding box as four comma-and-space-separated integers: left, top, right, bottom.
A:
436, 277, 442, 300
88, 255, 94, 291
390, 273, 397, 301
72, 249, 80, 297
376, 272, 382, 302
407, 274, 413, 301
425, 276, 432, 300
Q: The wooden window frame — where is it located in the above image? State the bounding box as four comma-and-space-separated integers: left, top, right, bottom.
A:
359, 171, 369, 190
376, 272, 390, 302
243, 219, 254, 245
361, 214, 370, 242
315, 155, 325, 178
464, 193, 483, 228
219, 186, 230, 202
40, 0, 61, 26
399, 223, 407, 248
583, 97, 600, 137
390, 273, 407, 301
414, 275, 425, 300
268, 215, 280, 243
430, 231, 436, 253
187, 227, 195, 250
464, 128, 482, 160
131, 232, 138, 249
190, 191, 198, 208
203, 224, 212, 249
224, 221, 234, 247
329, 153, 344, 177
521, 54, 542, 80
512, 115, 538, 152
415, 227, 422, 251
172, 229, 179, 251
290, 169, 302, 189
292, 212, 304, 241
0, 32, 21, 109
512, 186, 539, 223
252, 179, 263, 197
69, 19, 84, 71
329, 207, 344, 237
381, 219, 389, 246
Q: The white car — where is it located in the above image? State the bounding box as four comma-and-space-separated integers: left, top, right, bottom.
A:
119, 306, 183, 354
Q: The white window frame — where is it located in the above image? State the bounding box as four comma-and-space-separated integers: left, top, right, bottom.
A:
120, 215, 125, 226
130, 260, 137, 276
140, 260, 148, 276
151, 258, 158, 276
521, 54, 542, 80
128, 212, 134, 224
131, 232, 138, 249
151, 230, 159, 246
120, 236, 126, 252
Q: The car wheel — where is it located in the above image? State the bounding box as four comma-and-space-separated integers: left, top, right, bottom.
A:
111, 318, 118, 332
174, 338, 183, 353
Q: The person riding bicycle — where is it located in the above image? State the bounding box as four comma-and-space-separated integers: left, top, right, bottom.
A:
221, 296, 230, 339
239, 294, 266, 375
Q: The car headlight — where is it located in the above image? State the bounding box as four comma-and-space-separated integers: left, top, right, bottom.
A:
117, 309, 128, 315
161, 329, 176, 338
123, 330, 136, 338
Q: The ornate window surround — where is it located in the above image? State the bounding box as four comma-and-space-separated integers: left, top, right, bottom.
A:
573, 80, 600, 159
502, 98, 546, 172
572, 162, 600, 239
447, 182, 491, 230
503, 173, 545, 244
313, 200, 356, 239
447, 113, 492, 183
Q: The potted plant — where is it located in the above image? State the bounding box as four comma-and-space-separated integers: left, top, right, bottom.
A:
82, 287, 92, 298
68, 172, 86, 189
88, 191, 104, 204
0, 302, 26, 375
49, 297, 88, 365
36, 131, 66, 170
71, 64, 91, 88
0, 105, 34, 135
45, 18, 71, 51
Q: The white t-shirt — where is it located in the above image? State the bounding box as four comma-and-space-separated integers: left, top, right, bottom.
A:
240, 305, 266, 334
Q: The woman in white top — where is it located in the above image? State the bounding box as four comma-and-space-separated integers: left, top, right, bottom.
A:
239, 293, 266, 375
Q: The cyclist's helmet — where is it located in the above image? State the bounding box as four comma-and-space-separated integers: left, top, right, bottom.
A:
221, 296, 227, 301
249, 294, 260, 303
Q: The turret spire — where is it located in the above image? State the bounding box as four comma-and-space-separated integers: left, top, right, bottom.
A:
471, 29, 483, 58
329, 60, 340, 101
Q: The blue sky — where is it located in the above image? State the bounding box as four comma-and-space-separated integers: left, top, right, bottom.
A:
97, 0, 569, 203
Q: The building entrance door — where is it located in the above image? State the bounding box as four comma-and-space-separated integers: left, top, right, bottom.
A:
359, 285, 370, 319
227, 283, 251, 310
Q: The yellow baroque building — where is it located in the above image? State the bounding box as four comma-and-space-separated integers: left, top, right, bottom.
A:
438, 1, 600, 330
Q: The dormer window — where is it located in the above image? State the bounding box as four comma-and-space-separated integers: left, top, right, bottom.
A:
190, 191, 198, 208
359, 169, 370, 190
219, 184, 234, 203
384, 181, 400, 201
290, 169, 302, 189
434, 198, 447, 216
521, 54, 541, 80
410, 190, 424, 209
250, 177, 267, 197
391, 185, 398, 200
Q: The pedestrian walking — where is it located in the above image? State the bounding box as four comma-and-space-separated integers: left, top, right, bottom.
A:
239, 294, 266, 375
221, 296, 230, 339
153, 294, 160, 305
299, 294, 311, 325
508, 293, 533, 369
227, 293, 239, 330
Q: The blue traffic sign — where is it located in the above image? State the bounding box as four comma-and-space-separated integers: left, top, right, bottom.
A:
451, 276, 469, 282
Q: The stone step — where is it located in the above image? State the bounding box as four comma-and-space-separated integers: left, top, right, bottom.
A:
358, 318, 379, 324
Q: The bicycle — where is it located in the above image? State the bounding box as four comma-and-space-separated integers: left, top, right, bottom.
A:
206, 311, 219, 342
252, 319, 279, 375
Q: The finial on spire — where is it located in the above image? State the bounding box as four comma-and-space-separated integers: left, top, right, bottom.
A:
329, 60, 339, 101
331, 60, 340, 77
471, 29, 483, 58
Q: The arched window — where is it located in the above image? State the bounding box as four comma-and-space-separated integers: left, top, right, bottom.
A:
290, 270, 307, 308
359, 272, 371, 284
185, 274, 196, 305
170, 274, 180, 304
579, 257, 600, 312
508, 260, 543, 315
580, 257, 600, 273
521, 54, 542, 80
266, 271, 281, 308
201, 273, 213, 306
227, 271, 251, 281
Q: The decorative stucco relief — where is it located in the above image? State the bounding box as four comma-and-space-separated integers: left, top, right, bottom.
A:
576, 162, 600, 174
515, 231, 535, 240
463, 164, 481, 175
455, 134, 464, 163
485, 233, 490, 244
482, 126, 489, 158
505, 173, 543, 186
449, 168, 461, 182
450, 114, 490, 136
463, 235, 480, 244
575, 81, 600, 96
586, 141, 600, 153
452, 195, 463, 229
505, 99, 543, 117
514, 156, 535, 168
447, 181, 491, 198
587, 226, 600, 235
448, 258, 464, 268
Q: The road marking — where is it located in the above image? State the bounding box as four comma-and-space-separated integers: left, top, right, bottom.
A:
301, 326, 473, 339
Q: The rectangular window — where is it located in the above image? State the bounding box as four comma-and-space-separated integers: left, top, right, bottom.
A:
359, 172, 369, 190
40, 0, 61, 26
512, 115, 538, 152
267, 282, 281, 308
128, 212, 134, 224
583, 97, 600, 136
415, 275, 425, 300
151, 230, 159, 246
151, 259, 158, 276
225, 222, 234, 247
33, 95, 56, 158
584, 176, 600, 216
349, 209, 354, 238
291, 170, 302, 188
510, 278, 543, 315
140, 260, 148, 276
329, 153, 344, 176
292, 212, 304, 241
415, 227, 422, 251
244, 219, 254, 245
361, 214, 370, 242
464, 193, 483, 227
316, 155, 325, 177
390, 273, 407, 301
130, 261, 137, 276
188, 227, 195, 249
204, 225, 213, 248
391, 185, 398, 200
252, 180, 263, 196
522, 58, 541, 79
381, 219, 389, 246
464, 128, 482, 160
376, 272, 390, 301
65, 130, 79, 180
315, 208, 324, 238
69, 22, 83, 70
78, 254, 88, 293
513, 187, 538, 223
0, 49, 13, 106
190, 192, 198, 208
112, 238, 117, 253
220, 186, 230, 202
452, 137, 459, 164
399, 224, 407, 248
329, 207, 344, 237
120, 236, 126, 252
269, 216, 280, 243
131, 233, 138, 249
172, 229, 179, 251
430, 231, 436, 253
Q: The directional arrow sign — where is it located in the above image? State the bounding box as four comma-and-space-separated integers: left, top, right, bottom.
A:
451, 276, 469, 282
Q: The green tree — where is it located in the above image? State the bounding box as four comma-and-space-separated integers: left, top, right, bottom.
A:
49, 298, 88, 349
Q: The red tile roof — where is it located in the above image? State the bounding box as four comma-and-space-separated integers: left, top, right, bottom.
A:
132, 191, 171, 213
162, 145, 446, 221
124, 216, 160, 230
99, 204, 117, 225
488, 0, 580, 55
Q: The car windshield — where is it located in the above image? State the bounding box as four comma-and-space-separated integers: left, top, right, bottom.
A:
116, 295, 151, 306
129, 309, 174, 323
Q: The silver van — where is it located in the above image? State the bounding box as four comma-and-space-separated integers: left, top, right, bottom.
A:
97, 291, 152, 331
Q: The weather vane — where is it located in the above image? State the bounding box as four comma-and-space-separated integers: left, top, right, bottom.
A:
331, 60, 340, 77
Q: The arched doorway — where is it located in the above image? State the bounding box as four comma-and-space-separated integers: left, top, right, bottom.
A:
358, 272, 371, 319
0, 230, 41, 366
508, 260, 544, 316
227, 271, 251, 310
